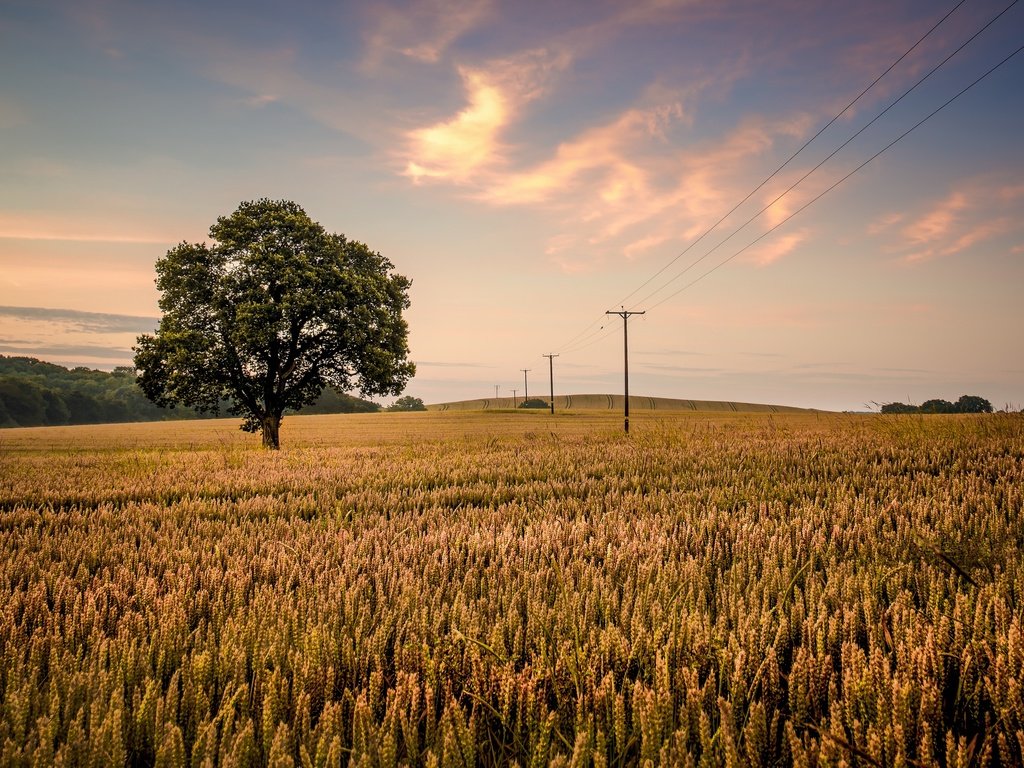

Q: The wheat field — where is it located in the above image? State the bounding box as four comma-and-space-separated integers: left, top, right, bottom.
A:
1, 410, 1022, 767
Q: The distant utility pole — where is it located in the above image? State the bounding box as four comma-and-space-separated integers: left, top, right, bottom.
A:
606, 309, 645, 434
542, 354, 559, 414
511, 388, 518, 407
521, 369, 531, 402
494, 384, 499, 400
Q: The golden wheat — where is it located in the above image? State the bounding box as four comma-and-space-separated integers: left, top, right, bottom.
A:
0, 411, 1021, 766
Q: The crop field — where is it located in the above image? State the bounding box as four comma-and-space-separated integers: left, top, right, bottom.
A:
428, 395, 811, 413
1, 410, 1022, 767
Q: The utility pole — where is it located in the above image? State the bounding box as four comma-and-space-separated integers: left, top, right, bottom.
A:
511, 388, 518, 408
606, 309, 645, 434
542, 354, 559, 414
494, 384, 499, 401
521, 369, 531, 402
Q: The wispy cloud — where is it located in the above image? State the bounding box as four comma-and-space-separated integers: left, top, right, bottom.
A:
0, 306, 159, 334
867, 211, 904, 235
403, 68, 509, 183
362, 0, 492, 67
0, 340, 133, 361
882, 175, 1024, 264
402, 48, 571, 183
641, 362, 724, 374
239, 93, 279, 108
744, 229, 809, 266
414, 360, 494, 368
0, 213, 178, 244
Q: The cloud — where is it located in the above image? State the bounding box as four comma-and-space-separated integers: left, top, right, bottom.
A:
903, 191, 968, 247
635, 348, 709, 357
475, 100, 687, 207
362, 0, 492, 68
0, 340, 134, 361
239, 93, 279, 108
744, 229, 809, 266
0, 306, 159, 334
883, 175, 1024, 264
641, 363, 725, 373
867, 211, 904, 235
624, 234, 671, 260
399, 47, 816, 275
403, 68, 509, 183
0, 212, 179, 243
874, 367, 932, 375
413, 360, 494, 368
401, 48, 571, 183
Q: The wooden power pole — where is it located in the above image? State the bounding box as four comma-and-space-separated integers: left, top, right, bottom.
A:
606, 309, 645, 434
542, 354, 559, 414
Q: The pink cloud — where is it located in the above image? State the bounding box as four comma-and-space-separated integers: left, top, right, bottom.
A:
362, 0, 492, 68
867, 211, 904, 235
902, 191, 968, 245
744, 229, 809, 266
624, 234, 671, 260
403, 69, 510, 183
0, 213, 178, 244
890, 175, 1024, 264
400, 48, 572, 184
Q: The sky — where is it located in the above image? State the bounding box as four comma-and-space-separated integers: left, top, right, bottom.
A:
1, 0, 1022, 412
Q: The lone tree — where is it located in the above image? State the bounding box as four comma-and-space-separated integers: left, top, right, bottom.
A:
134, 199, 415, 448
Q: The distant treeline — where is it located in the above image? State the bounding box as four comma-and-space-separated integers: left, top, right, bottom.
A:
881, 395, 993, 414
0, 356, 379, 428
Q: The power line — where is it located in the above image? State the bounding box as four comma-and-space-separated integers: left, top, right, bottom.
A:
554, 0, 973, 350
562, 324, 618, 355
630, 0, 1021, 310
616, 0, 975, 310
646, 42, 1024, 311
561, 322, 610, 354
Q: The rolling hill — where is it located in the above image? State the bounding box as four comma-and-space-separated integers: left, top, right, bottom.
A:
428, 394, 815, 413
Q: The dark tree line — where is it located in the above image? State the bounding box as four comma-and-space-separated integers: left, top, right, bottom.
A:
881, 395, 993, 414
0, 356, 379, 428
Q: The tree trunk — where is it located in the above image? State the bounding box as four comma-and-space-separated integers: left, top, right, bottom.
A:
261, 413, 281, 450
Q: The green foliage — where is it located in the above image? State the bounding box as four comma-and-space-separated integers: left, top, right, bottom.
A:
955, 394, 993, 413
880, 401, 919, 414
882, 394, 994, 414
0, 355, 197, 427
299, 388, 380, 414
0, 356, 383, 428
920, 398, 955, 414
387, 395, 427, 412
518, 398, 549, 409
134, 199, 414, 447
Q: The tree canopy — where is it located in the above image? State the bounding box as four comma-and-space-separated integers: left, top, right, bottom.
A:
880, 395, 994, 414
134, 199, 414, 447
0, 356, 188, 427
387, 395, 427, 412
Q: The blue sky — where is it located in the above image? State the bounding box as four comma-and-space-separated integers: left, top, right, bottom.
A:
1, 0, 1022, 410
